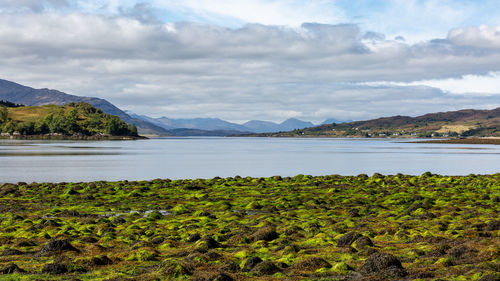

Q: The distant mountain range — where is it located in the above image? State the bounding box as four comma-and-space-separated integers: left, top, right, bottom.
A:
0, 79, 321, 136
129, 112, 315, 134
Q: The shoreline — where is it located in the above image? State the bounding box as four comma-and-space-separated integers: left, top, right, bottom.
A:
0, 134, 147, 140
414, 138, 500, 145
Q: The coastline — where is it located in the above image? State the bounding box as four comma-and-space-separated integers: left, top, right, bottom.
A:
414, 138, 500, 145
0, 134, 147, 140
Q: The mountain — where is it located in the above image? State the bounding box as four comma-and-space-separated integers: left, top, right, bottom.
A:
242, 120, 281, 133
0, 79, 170, 136
278, 118, 314, 131
248, 107, 500, 138
156, 117, 250, 131
321, 118, 351, 125
131, 112, 315, 134
168, 128, 250, 137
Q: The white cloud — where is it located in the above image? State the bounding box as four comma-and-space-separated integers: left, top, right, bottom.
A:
0, 13, 499, 122
367, 72, 500, 95
448, 25, 500, 49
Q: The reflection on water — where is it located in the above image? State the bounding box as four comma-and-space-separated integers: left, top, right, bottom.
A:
0, 152, 123, 157
0, 138, 499, 183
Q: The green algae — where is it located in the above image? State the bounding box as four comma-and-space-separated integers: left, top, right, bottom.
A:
0, 174, 498, 280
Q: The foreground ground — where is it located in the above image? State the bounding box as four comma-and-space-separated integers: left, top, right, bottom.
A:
0, 174, 498, 280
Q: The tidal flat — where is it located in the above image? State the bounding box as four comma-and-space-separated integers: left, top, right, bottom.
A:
0, 174, 498, 280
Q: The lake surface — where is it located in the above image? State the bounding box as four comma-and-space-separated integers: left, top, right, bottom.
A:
0, 137, 499, 183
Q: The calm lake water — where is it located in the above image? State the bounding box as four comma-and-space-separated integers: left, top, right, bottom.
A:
0, 137, 499, 183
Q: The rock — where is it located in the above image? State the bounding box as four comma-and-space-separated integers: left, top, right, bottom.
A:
187, 233, 201, 243
293, 257, 331, 271
251, 261, 280, 276
150, 237, 165, 245
112, 217, 126, 224
447, 246, 476, 261
197, 236, 220, 249
478, 274, 500, 281
0, 248, 24, 256
80, 236, 98, 243
36, 239, 79, 256
360, 253, 407, 277
242, 256, 263, 272
208, 273, 234, 281
485, 220, 500, 231
337, 232, 362, 247
354, 236, 374, 248
42, 263, 68, 274
253, 227, 279, 242
221, 262, 240, 273
0, 263, 25, 274
209, 273, 234, 281
16, 240, 37, 247
90, 255, 113, 266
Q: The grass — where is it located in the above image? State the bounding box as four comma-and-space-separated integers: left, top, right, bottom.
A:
0, 173, 498, 280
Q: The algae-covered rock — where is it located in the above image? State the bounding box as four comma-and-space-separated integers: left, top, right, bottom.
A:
337, 232, 362, 247
0, 248, 24, 256
252, 227, 279, 242
0, 263, 25, 274
353, 236, 374, 249
242, 256, 263, 272
360, 252, 407, 277
209, 272, 234, 281
36, 239, 79, 256
158, 261, 193, 278
251, 261, 280, 276
293, 257, 331, 271
42, 262, 68, 274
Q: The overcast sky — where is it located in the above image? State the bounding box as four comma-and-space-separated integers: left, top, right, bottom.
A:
1, 0, 500, 123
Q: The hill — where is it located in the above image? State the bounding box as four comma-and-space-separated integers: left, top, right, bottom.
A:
0, 79, 170, 136
0, 102, 140, 139
246, 107, 500, 138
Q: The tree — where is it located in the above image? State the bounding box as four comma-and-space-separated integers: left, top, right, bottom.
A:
0, 106, 7, 123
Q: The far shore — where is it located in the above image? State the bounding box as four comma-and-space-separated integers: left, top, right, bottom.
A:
414, 138, 500, 145
0, 134, 147, 141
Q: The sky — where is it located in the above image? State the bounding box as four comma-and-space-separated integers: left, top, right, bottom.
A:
0, 0, 500, 123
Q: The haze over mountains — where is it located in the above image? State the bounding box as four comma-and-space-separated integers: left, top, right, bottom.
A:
128, 112, 315, 134
0, 79, 320, 136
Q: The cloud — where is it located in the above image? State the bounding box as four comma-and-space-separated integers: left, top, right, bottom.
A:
0, 13, 499, 122
448, 25, 500, 49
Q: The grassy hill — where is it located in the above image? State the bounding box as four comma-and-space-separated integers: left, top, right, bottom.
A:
249, 107, 500, 138
0, 102, 140, 139
0, 79, 170, 136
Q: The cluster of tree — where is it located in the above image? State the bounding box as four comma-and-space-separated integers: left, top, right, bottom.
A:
0, 102, 138, 136
0, 100, 23, 107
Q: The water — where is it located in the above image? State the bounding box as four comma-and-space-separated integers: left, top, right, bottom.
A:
0, 137, 499, 183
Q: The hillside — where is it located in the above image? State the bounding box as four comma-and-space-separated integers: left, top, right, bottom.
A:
247, 107, 500, 138
0, 102, 139, 138
0, 79, 170, 136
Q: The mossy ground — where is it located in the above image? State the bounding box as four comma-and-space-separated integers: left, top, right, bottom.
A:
0, 173, 498, 280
